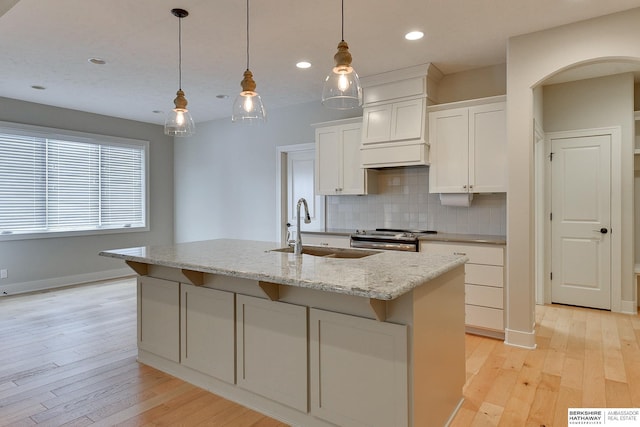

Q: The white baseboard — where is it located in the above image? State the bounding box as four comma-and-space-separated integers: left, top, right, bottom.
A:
0, 268, 133, 296
619, 299, 638, 315
504, 327, 537, 349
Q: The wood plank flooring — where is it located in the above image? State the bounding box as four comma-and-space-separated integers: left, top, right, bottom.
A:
1, 278, 638, 426
0, 279, 288, 427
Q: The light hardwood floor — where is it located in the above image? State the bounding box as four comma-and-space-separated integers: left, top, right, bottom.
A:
1, 278, 638, 426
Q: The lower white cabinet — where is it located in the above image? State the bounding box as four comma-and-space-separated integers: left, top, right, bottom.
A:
180, 284, 235, 383
309, 308, 408, 427
236, 295, 308, 412
300, 233, 350, 248
137, 276, 180, 362
420, 241, 505, 337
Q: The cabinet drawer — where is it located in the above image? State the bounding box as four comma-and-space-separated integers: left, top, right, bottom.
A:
465, 264, 503, 287
421, 242, 504, 266
465, 284, 503, 309
465, 304, 504, 330
301, 234, 350, 249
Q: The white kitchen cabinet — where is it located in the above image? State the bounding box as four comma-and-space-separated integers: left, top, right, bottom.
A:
300, 232, 350, 248
429, 97, 506, 194
180, 284, 235, 383
420, 241, 506, 338
138, 276, 180, 362
361, 98, 425, 145
236, 295, 308, 412
315, 118, 377, 195
309, 308, 408, 427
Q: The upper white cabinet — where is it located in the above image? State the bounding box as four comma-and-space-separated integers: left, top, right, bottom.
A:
361, 98, 426, 145
360, 64, 442, 168
315, 118, 377, 195
429, 96, 506, 193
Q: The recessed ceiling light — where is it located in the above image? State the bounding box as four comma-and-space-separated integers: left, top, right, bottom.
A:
296, 61, 312, 69
31, 85, 46, 90
216, 94, 229, 99
405, 31, 424, 41
88, 58, 106, 65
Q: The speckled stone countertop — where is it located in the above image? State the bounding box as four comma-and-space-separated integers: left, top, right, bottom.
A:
100, 239, 467, 301
301, 229, 506, 245
418, 233, 506, 245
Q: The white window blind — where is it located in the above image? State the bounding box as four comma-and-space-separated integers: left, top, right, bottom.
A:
0, 124, 147, 238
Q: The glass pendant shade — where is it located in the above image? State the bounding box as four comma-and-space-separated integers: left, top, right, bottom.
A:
322, 7, 362, 110
164, 8, 195, 137
321, 48, 363, 109
165, 89, 195, 136
232, 69, 266, 123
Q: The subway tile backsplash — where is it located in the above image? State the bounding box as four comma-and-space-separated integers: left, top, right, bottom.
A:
326, 166, 506, 235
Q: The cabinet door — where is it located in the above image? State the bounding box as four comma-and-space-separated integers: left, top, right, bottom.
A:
361, 104, 392, 144
180, 284, 235, 383
236, 295, 308, 412
340, 124, 366, 194
310, 308, 408, 427
390, 98, 425, 141
429, 108, 470, 193
138, 276, 180, 362
315, 126, 341, 195
469, 102, 506, 192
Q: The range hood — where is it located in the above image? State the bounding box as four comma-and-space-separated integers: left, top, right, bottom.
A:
360, 63, 442, 169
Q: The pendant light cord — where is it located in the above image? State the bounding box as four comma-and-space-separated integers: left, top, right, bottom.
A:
246, 0, 250, 70
178, 15, 183, 90
341, 0, 344, 42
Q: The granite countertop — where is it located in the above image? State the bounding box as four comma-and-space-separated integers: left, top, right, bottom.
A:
301, 229, 507, 245
100, 239, 467, 301
418, 233, 506, 245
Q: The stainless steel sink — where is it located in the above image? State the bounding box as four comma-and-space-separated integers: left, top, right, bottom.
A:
271, 246, 379, 259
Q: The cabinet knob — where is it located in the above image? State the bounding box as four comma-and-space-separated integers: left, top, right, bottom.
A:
462, 185, 467, 190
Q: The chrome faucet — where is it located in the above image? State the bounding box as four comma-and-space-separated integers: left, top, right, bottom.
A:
294, 198, 311, 255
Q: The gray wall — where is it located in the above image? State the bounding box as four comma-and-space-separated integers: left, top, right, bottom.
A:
174, 100, 357, 243
0, 97, 174, 295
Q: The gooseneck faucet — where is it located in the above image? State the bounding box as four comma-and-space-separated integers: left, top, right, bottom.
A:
294, 198, 311, 255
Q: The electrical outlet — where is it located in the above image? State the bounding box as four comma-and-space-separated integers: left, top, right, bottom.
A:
0, 269, 7, 279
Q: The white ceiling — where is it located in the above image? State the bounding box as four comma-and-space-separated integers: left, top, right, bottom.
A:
2, 0, 640, 125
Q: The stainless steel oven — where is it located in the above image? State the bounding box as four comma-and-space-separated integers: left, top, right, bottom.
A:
350, 228, 437, 252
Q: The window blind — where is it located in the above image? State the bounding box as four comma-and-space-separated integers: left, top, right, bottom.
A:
0, 125, 146, 237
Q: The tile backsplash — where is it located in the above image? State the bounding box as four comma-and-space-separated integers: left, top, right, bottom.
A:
326, 166, 506, 235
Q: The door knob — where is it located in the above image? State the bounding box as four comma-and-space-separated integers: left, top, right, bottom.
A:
593, 227, 608, 234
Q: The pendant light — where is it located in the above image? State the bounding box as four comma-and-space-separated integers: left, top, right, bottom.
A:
232, 0, 266, 123
321, 0, 362, 109
164, 8, 195, 137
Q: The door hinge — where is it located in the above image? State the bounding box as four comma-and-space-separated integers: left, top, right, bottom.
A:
550, 272, 553, 280
550, 212, 552, 221
549, 152, 554, 161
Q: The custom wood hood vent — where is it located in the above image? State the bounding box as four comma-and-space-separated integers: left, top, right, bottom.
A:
360, 63, 442, 169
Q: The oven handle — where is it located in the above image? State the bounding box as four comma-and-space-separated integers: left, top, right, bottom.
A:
350, 240, 418, 252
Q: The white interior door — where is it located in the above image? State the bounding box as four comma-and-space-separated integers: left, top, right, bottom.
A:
551, 133, 611, 310
287, 149, 324, 238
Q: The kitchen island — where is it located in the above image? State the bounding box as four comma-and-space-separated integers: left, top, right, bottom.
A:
100, 239, 467, 427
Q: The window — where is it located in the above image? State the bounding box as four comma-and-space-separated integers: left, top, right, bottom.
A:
0, 122, 148, 239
